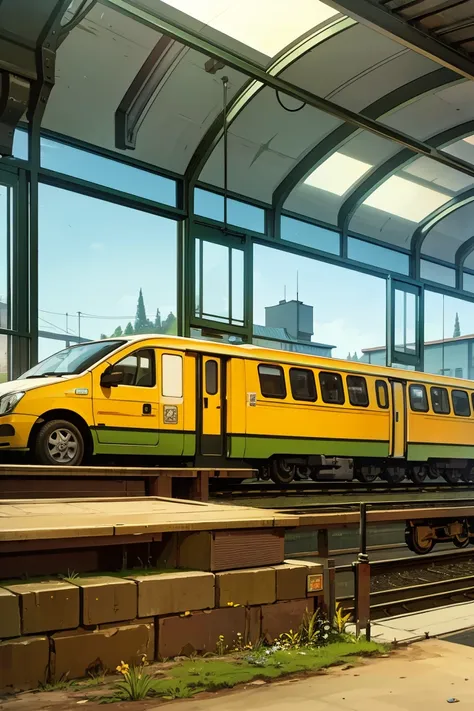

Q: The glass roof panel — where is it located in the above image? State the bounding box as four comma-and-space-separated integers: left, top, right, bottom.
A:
161, 0, 339, 57
363, 175, 450, 222
304, 153, 372, 196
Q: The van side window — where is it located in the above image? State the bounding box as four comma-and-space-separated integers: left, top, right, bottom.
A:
376, 380, 388, 409
205, 360, 218, 395
289, 368, 317, 401
319, 372, 344, 404
452, 389, 471, 417
258, 364, 286, 398
347, 375, 369, 407
113, 349, 155, 387
431, 387, 450, 415
162, 354, 183, 397
409, 384, 428, 412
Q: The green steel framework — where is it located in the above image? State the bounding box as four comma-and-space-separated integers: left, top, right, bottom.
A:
7, 2, 474, 376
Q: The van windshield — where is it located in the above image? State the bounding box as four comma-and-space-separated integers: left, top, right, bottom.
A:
19, 341, 126, 379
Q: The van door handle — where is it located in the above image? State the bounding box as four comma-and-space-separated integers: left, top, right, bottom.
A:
203, 397, 208, 409
396, 412, 399, 422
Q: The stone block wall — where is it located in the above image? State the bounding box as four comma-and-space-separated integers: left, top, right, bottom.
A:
0, 557, 324, 693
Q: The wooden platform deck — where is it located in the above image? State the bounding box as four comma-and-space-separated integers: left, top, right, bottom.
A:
0, 496, 297, 546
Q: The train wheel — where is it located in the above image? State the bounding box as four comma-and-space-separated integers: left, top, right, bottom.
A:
409, 465, 427, 485
405, 525, 434, 555
355, 466, 378, 483
461, 465, 474, 484
442, 469, 460, 484
270, 459, 295, 486
453, 533, 470, 548
383, 466, 405, 484
296, 466, 311, 481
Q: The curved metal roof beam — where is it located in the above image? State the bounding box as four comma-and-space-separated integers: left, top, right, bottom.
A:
184, 15, 355, 188
272, 67, 457, 224
103, 0, 474, 186
338, 119, 474, 234
455, 234, 474, 271
412, 185, 474, 276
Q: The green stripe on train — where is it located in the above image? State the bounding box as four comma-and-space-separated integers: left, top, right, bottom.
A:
229, 435, 389, 459
91, 429, 195, 457
407, 442, 474, 461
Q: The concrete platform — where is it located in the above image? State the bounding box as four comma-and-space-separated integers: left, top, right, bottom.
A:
349, 599, 474, 643
0, 496, 295, 542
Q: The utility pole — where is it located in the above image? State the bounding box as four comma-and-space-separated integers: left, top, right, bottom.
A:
77, 311, 81, 340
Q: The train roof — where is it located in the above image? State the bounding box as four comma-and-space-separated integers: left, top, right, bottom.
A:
93, 334, 474, 391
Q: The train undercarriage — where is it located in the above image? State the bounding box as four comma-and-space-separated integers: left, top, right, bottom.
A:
256, 455, 474, 486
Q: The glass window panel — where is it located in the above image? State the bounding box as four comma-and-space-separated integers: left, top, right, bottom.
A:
319, 371, 345, 404
231, 248, 244, 324
463, 272, 474, 293
253, 244, 386, 362
376, 380, 388, 409
452, 389, 471, 417
114, 349, 155, 387
305, 153, 371, 195
424, 291, 474, 379
348, 237, 409, 275
289, 367, 317, 402
394, 289, 416, 355
38, 184, 177, 342
194, 188, 265, 233
0, 184, 10, 329
420, 260, 456, 287
13, 129, 28, 160
161, 0, 338, 58
202, 241, 229, 320
205, 359, 218, 395
258, 364, 286, 398
363, 175, 450, 222
38, 337, 68, 363
281, 216, 339, 255
162, 354, 183, 397
41, 138, 177, 206
0, 333, 7, 382
347, 375, 369, 407
431, 387, 450, 415
409, 384, 428, 412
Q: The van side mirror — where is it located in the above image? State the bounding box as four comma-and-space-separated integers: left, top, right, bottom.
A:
100, 370, 124, 388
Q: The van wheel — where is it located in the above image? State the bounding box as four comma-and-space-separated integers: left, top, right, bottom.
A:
34, 419, 84, 466
270, 459, 295, 486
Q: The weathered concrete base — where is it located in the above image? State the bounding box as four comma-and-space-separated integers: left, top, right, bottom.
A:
0, 636, 49, 692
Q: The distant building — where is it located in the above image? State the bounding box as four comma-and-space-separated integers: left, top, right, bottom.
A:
361, 333, 474, 380
254, 298, 335, 358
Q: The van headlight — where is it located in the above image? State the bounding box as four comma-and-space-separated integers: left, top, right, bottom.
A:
0, 392, 25, 416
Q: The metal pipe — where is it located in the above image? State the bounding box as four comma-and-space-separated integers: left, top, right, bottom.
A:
358, 502, 368, 561
222, 76, 229, 232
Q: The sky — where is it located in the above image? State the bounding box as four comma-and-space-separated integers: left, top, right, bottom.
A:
5, 129, 474, 366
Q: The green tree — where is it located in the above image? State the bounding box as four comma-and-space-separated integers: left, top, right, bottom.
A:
346, 352, 352, 361
134, 288, 149, 333
154, 308, 161, 330
453, 312, 461, 338
352, 351, 358, 361
162, 312, 177, 334
100, 333, 107, 339
112, 325, 123, 337
124, 322, 134, 335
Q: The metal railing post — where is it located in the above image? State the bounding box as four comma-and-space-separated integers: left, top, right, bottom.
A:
354, 502, 371, 639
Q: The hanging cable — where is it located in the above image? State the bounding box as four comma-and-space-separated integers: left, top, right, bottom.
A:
276, 89, 306, 113
222, 76, 229, 231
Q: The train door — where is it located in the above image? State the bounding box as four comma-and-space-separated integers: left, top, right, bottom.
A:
199, 355, 225, 456
391, 380, 406, 458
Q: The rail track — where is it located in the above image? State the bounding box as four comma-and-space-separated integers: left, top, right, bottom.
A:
337, 547, 474, 620
210, 480, 474, 499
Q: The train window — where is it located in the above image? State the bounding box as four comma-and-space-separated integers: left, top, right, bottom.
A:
319, 372, 345, 405
452, 389, 471, 417
162, 353, 183, 397
431, 387, 450, 415
113, 349, 155, 387
205, 360, 218, 395
258, 364, 286, 399
289, 368, 317, 401
347, 375, 369, 407
375, 380, 389, 409
409, 384, 428, 412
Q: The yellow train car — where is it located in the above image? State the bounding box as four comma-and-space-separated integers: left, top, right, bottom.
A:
0, 334, 473, 485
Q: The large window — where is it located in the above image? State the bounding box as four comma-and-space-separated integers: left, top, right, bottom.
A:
195, 238, 244, 326
38, 185, 178, 354
424, 292, 474, 379
253, 245, 386, 363
194, 188, 265, 233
